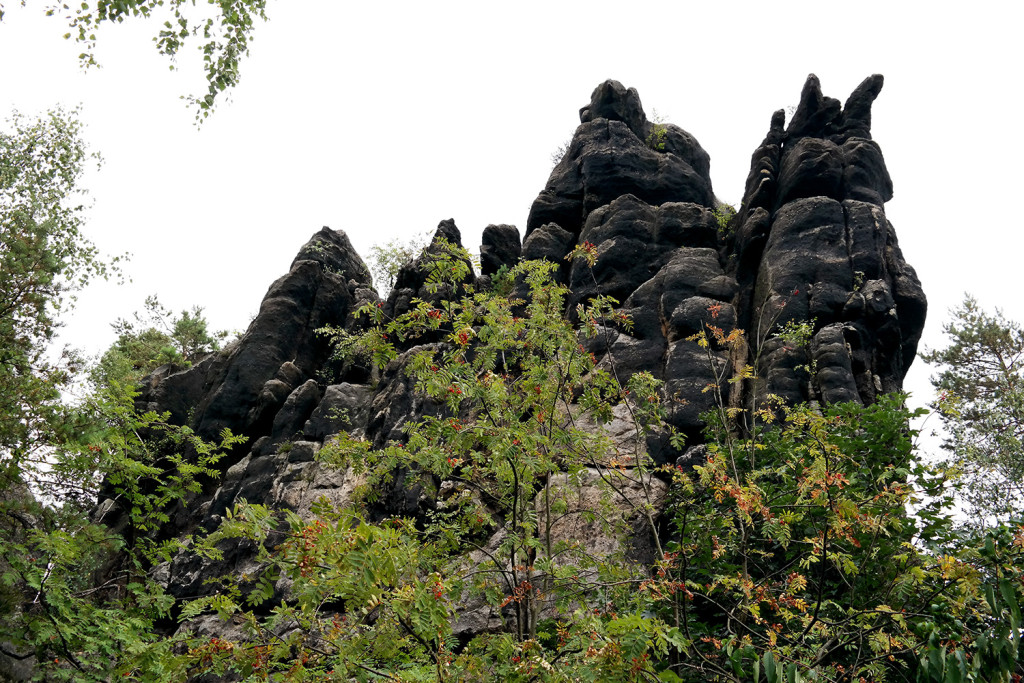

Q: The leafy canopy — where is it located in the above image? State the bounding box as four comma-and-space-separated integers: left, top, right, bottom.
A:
0, 107, 245, 680
90, 294, 228, 391
1, 0, 268, 118
0, 107, 117, 469
923, 294, 1024, 531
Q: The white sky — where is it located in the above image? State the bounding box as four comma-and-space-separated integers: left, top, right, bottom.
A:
2, 1, 1023, 448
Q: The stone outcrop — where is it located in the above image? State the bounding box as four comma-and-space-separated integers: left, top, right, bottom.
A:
730, 74, 926, 408
136, 228, 377, 448
114, 75, 924, 642
526, 80, 714, 242
479, 223, 521, 276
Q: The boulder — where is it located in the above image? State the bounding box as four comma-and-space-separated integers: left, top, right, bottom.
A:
479, 224, 521, 276
525, 79, 714, 239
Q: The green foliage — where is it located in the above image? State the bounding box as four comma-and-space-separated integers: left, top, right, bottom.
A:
663, 397, 1004, 681
0, 106, 118, 475
922, 294, 1024, 531
368, 233, 430, 298
168, 246, 1022, 683
776, 318, 816, 376
683, 306, 1021, 682
0, 107, 246, 680
646, 124, 668, 151
174, 239, 681, 680
774, 319, 814, 349
714, 205, 737, 240
4, 1, 268, 118
91, 294, 227, 390
0, 379, 243, 680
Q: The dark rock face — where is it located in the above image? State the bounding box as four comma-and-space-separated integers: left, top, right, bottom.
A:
526, 79, 714, 239
733, 74, 925, 407
302, 382, 374, 442
387, 219, 474, 320
480, 224, 521, 276
168, 227, 377, 455
521, 222, 576, 271
568, 195, 719, 310
126, 76, 924, 640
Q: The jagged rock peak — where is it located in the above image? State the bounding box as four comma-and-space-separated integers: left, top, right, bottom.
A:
480, 224, 521, 276
143, 226, 374, 449
785, 73, 884, 142
526, 80, 714, 238
841, 74, 884, 138
731, 73, 926, 409
579, 79, 649, 139
432, 218, 463, 247
291, 226, 373, 286
386, 218, 476, 321
739, 74, 895, 218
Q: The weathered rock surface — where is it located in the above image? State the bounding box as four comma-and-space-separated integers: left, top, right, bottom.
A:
386, 219, 474, 321
111, 75, 925, 645
526, 81, 714, 240
732, 74, 926, 407
480, 223, 521, 276
136, 228, 377, 454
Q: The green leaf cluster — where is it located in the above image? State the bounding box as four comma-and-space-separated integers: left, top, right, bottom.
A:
0, 381, 243, 680
90, 294, 228, 391
923, 295, 1024, 531
4, 1, 268, 118
0, 107, 116, 465
368, 233, 431, 298
0, 108, 246, 680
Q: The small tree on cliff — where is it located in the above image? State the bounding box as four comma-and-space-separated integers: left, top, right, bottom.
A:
91, 294, 228, 391
367, 233, 430, 298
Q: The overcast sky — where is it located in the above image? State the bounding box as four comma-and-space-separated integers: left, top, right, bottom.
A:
2, 1, 1022, 443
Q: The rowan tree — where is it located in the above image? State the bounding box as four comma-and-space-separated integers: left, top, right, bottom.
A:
168, 243, 1022, 683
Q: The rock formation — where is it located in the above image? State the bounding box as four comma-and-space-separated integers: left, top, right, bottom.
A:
731, 74, 925, 409
122, 75, 925, 640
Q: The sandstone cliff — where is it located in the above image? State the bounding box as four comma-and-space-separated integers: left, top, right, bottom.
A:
125, 75, 925, 638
